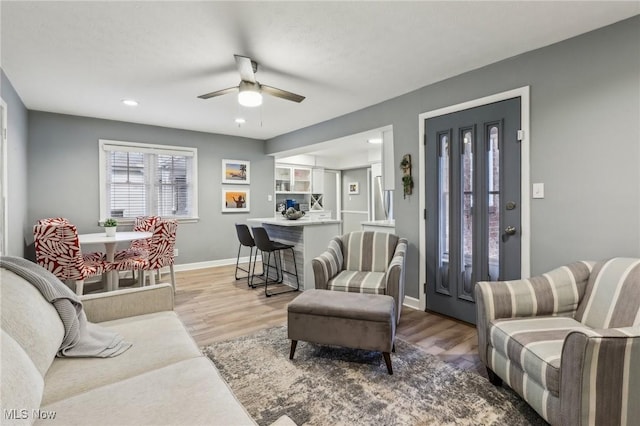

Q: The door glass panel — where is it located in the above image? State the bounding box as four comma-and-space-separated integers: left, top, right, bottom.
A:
438, 133, 450, 291
461, 130, 473, 293
488, 125, 500, 280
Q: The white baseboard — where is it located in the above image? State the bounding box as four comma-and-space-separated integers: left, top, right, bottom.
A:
403, 295, 420, 310
172, 256, 260, 272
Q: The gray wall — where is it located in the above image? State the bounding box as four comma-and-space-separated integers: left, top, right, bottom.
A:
341, 168, 369, 234
1, 70, 29, 257
27, 112, 274, 265
266, 16, 640, 298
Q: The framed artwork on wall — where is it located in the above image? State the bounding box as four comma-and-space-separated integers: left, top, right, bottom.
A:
222, 189, 250, 213
348, 182, 360, 195
222, 159, 250, 184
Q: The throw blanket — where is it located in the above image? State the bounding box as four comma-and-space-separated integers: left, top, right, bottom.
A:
1, 256, 132, 357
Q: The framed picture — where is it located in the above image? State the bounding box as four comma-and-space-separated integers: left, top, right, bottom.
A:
222, 189, 250, 213
348, 182, 359, 195
222, 159, 250, 184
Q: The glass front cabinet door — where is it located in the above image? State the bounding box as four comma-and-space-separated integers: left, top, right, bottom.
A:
275, 166, 312, 193
275, 167, 292, 192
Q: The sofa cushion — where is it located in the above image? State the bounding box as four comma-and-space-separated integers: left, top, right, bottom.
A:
575, 258, 640, 328
42, 311, 201, 405
1, 269, 64, 377
38, 357, 255, 426
490, 316, 592, 396
488, 345, 560, 424
1, 330, 45, 426
328, 270, 386, 295
342, 231, 398, 273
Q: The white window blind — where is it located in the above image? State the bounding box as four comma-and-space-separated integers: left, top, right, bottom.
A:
99, 140, 198, 221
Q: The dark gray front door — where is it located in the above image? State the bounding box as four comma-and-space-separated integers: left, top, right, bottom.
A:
425, 98, 521, 324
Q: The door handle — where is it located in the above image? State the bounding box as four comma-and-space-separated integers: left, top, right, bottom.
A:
502, 225, 517, 242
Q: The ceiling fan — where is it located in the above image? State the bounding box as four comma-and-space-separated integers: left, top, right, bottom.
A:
197, 55, 305, 107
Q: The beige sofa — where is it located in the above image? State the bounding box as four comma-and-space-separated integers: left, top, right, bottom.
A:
1, 267, 294, 426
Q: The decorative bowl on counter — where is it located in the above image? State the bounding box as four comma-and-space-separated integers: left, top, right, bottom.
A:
282, 208, 305, 220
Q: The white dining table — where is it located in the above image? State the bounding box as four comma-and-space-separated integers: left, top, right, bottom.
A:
78, 231, 152, 291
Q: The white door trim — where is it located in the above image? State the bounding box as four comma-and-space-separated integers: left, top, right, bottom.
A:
1, 99, 8, 256
418, 86, 531, 311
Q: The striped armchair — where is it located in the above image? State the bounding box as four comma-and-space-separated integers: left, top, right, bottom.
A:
312, 231, 407, 325
475, 258, 640, 426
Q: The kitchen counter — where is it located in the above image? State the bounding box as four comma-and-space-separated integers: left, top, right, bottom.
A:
249, 216, 341, 227
247, 217, 342, 290
361, 220, 395, 228
361, 219, 396, 234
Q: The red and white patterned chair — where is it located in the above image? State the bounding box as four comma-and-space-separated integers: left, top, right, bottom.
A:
114, 216, 160, 281
36, 217, 70, 226
35, 218, 106, 262
112, 218, 178, 291
115, 215, 160, 259
33, 222, 110, 295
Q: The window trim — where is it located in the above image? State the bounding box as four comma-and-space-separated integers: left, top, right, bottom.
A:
98, 139, 199, 223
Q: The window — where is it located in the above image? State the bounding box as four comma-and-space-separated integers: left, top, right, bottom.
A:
99, 139, 198, 222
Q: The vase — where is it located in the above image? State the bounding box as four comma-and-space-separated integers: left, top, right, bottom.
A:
105, 226, 116, 237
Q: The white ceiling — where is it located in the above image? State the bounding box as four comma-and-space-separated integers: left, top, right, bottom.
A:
2, 1, 638, 141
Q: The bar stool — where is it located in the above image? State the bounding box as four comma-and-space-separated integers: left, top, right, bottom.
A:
251, 226, 300, 297
234, 224, 261, 287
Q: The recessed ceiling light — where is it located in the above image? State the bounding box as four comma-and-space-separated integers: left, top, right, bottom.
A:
367, 138, 382, 144
121, 99, 139, 107
235, 118, 246, 124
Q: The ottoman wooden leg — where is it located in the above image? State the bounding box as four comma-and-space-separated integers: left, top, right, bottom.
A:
383, 352, 393, 375
289, 340, 298, 360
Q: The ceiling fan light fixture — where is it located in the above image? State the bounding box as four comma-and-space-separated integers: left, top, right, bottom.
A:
238, 81, 262, 107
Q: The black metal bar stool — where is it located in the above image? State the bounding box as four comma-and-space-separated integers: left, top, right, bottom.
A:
251, 226, 300, 297
234, 224, 262, 287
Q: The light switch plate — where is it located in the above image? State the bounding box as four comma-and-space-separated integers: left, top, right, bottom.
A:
532, 183, 544, 199
267, 194, 273, 202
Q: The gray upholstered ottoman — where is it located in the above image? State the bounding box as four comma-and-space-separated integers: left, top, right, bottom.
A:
287, 289, 396, 374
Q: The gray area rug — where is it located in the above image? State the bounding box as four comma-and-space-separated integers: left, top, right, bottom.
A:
202, 326, 547, 426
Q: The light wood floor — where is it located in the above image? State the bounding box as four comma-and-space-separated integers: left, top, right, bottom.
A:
173, 264, 484, 376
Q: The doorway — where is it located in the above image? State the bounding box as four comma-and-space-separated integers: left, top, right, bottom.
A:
421, 92, 527, 324
322, 169, 340, 221
0, 100, 7, 256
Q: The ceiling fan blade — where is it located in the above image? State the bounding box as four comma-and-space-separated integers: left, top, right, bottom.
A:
197, 86, 238, 100
234, 55, 256, 83
261, 85, 305, 103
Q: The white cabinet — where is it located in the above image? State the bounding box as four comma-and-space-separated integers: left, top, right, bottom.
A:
312, 168, 324, 193
275, 166, 312, 193
275, 167, 292, 192
371, 163, 382, 179
292, 168, 312, 192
